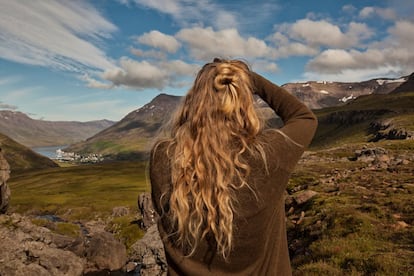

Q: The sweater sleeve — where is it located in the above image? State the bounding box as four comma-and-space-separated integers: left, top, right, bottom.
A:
251, 72, 318, 148
149, 140, 171, 217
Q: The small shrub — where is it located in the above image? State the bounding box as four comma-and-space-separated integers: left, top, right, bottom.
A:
107, 215, 145, 249
0, 216, 17, 229
31, 217, 53, 228
31, 218, 80, 237
55, 222, 80, 237
295, 261, 343, 276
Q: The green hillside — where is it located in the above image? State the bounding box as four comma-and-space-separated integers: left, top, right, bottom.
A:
312, 91, 414, 148
65, 94, 181, 160
0, 132, 58, 171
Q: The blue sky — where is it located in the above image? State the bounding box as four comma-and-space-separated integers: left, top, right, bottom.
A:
1, 0, 413, 122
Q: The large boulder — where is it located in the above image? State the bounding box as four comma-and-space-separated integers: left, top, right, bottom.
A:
292, 190, 319, 205
128, 192, 167, 275
138, 192, 159, 229
369, 120, 413, 142
129, 224, 167, 276
0, 147, 11, 214
84, 231, 128, 272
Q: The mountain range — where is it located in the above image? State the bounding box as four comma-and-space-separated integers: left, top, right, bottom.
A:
281, 75, 407, 109
66, 73, 413, 158
1, 72, 413, 163
0, 111, 114, 147
64, 94, 182, 159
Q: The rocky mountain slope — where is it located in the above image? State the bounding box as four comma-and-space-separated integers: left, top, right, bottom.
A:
65, 94, 182, 159
0, 132, 58, 171
0, 110, 114, 147
283, 75, 407, 109
391, 72, 414, 94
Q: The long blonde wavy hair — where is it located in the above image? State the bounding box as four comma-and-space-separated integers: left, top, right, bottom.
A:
167, 58, 265, 259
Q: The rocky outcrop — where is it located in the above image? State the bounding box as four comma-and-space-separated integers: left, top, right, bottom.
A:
128, 192, 167, 275
0, 147, 10, 214
138, 192, 159, 230
369, 119, 413, 142
0, 147, 129, 274
348, 146, 411, 170
129, 224, 167, 276
0, 214, 129, 275
0, 213, 85, 276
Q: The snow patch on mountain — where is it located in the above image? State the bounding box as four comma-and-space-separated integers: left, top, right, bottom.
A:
376, 78, 406, 85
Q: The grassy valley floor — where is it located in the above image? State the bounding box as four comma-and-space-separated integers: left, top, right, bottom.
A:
9, 161, 149, 218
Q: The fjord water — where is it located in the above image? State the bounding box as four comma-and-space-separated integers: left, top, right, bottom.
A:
32, 145, 67, 159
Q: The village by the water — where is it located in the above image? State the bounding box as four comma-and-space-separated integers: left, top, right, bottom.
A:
55, 148, 104, 163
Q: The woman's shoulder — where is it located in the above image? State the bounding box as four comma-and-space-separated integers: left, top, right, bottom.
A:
258, 129, 306, 172
152, 139, 172, 151
150, 139, 173, 162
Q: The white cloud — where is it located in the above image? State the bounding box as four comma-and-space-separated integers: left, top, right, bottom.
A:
127, 0, 238, 29
0, 102, 18, 110
347, 22, 373, 41
130, 48, 167, 60
342, 4, 357, 13
305, 20, 414, 79
303, 65, 403, 82
102, 58, 199, 89
268, 19, 372, 59
289, 19, 345, 47
389, 20, 414, 46
161, 60, 199, 76
285, 19, 372, 48
0, 1, 117, 72
137, 30, 181, 53
133, 0, 181, 14
268, 32, 319, 57
81, 75, 114, 89
307, 49, 384, 73
359, 7, 375, 18
251, 60, 279, 73
359, 6, 397, 20
103, 59, 167, 89
176, 27, 272, 60
215, 10, 238, 29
